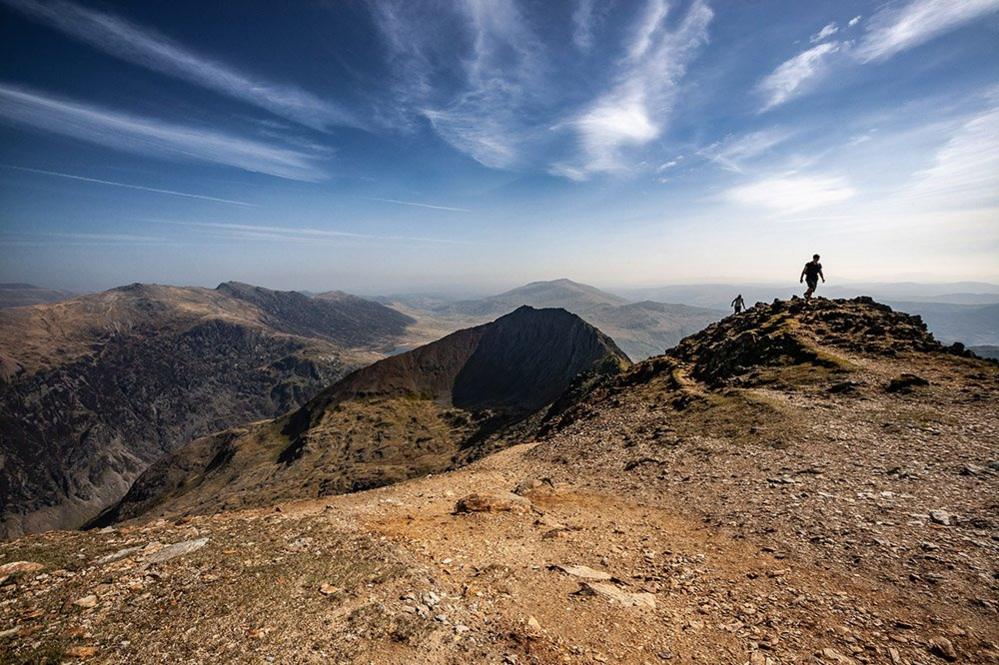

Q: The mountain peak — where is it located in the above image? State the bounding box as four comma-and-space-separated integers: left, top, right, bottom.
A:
554, 297, 966, 408
99, 306, 629, 523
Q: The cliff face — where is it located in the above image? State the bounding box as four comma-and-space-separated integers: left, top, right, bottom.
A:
98, 306, 630, 523
0, 283, 410, 539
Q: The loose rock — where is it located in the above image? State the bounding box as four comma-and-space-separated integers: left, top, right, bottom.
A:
454, 492, 532, 514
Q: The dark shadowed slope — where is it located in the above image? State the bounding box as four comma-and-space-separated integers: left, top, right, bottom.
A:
0, 283, 411, 539
387, 279, 724, 361
98, 306, 630, 524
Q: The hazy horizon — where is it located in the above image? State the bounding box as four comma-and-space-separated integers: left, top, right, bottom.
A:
2, 0, 998, 293
5, 275, 999, 303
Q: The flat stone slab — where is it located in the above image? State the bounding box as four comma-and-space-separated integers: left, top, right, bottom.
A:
549, 564, 614, 581
96, 546, 144, 565
575, 581, 657, 609
146, 537, 209, 564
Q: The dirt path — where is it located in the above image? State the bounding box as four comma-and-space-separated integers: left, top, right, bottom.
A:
264, 442, 989, 664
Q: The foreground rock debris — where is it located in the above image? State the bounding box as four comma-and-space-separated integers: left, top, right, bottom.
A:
1, 297, 997, 663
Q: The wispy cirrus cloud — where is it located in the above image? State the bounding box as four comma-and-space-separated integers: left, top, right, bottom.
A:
0, 164, 257, 206
855, 0, 999, 63
150, 220, 474, 245
757, 41, 841, 111
0, 84, 330, 180
0, 0, 359, 131
373, 0, 547, 170
571, 0, 598, 50
698, 129, 793, 173
554, 0, 713, 178
810, 22, 838, 43
759, 0, 999, 112
0, 230, 171, 246
906, 101, 999, 208
423, 1, 546, 170
725, 173, 856, 213
375, 0, 712, 180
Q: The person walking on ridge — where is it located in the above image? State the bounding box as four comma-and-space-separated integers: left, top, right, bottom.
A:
731, 294, 745, 314
800, 254, 825, 301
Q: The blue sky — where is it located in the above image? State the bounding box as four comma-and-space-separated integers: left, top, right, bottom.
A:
0, 0, 997, 294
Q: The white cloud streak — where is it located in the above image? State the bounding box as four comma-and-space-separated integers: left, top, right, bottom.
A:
0, 0, 359, 131
810, 22, 838, 43
0, 231, 172, 246
149, 220, 474, 245
557, 0, 713, 178
364, 198, 470, 213
856, 0, 999, 63
422, 0, 546, 169
698, 129, 793, 173
907, 103, 999, 208
0, 164, 257, 206
725, 174, 856, 213
572, 0, 597, 50
373, 0, 548, 169
0, 84, 330, 181
758, 0, 999, 111
757, 41, 841, 111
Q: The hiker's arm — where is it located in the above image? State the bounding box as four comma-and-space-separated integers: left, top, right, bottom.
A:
800, 267, 805, 282
820, 269, 825, 282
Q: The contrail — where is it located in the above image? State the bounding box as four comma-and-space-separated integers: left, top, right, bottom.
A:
364, 197, 471, 213
1, 164, 258, 207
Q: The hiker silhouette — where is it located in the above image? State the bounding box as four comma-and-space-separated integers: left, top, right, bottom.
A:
800, 254, 825, 300
731, 294, 745, 314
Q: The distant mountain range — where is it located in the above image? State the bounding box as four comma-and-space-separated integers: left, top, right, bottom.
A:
0, 282, 412, 538
614, 281, 999, 309
970, 345, 999, 359
886, 302, 999, 346
0, 282, 74, 309
383, 279, 725, 361
408, 279, 999, 349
